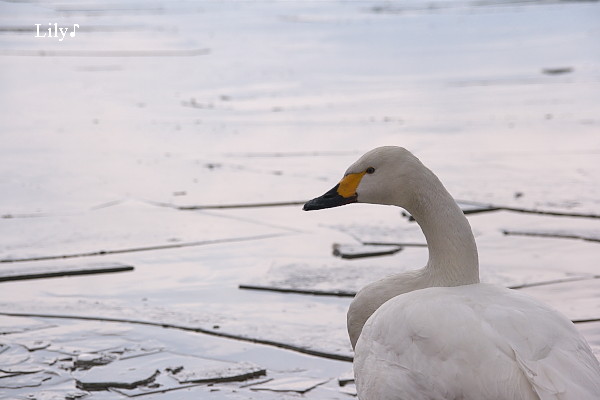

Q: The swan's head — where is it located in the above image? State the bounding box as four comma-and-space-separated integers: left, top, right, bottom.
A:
304, 146, 427, 211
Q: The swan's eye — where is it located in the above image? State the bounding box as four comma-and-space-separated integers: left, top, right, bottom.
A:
366, 167, 375, 174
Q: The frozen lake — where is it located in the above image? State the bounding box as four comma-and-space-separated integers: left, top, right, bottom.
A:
1, 0, 599, 398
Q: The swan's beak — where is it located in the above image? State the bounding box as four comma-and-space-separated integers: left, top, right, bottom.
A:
303, 184, 357, 211
303, 172, 365, 211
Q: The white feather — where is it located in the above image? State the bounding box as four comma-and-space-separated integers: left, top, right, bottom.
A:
355, 284, 600, 400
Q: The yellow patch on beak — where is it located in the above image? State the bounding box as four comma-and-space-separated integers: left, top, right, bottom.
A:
338, 172, 366, 198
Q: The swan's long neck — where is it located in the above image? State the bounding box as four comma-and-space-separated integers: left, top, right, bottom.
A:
346, 149, 480, 349
409, 171, 479, 286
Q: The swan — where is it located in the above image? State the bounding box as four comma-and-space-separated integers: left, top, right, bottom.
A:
303, 146, 600, 400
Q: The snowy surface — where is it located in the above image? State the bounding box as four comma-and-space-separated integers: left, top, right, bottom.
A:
1, 0, 599, 398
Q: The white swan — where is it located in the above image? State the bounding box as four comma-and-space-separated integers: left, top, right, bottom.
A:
303, 146, 600, 400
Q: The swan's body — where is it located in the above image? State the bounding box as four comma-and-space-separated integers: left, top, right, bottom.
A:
356, 284, 600, 400
303, 146, 600, 400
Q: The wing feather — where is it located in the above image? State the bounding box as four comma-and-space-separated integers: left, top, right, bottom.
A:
354, 284, 600, 400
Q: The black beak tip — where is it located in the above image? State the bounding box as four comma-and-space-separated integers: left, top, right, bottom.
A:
303, 199, 319, 211
303, 184, 357, 211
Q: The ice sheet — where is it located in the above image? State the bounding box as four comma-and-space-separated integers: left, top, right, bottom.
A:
1, 0, 599, 398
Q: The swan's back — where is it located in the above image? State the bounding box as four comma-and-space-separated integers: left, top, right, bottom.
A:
354, 283, 600, 400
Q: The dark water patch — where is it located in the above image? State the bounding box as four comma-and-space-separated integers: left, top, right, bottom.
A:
0, 262, 133, 282
502, 229, 600, 242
